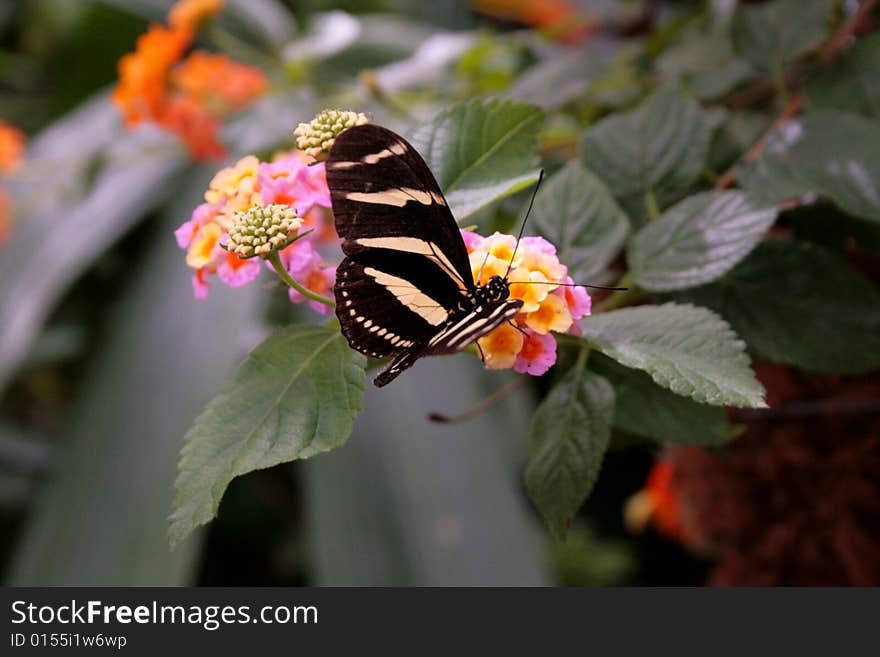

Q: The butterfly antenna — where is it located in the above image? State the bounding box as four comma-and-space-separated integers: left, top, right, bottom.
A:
504, 169, 545, 280
476, 248, 491, 286
428, 376, 527, 424
506, 281, 629, 291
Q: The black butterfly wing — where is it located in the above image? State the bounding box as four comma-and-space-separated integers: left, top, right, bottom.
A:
329, 125, 475, 361
328, 124, 473, 290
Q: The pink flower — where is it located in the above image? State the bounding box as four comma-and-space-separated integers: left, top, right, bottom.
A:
258, 157, 331, 216
279, 238, 322, 275
192, 269, 210, 299
556, 275, 591, 319
288, 266, 335, 315
514, 331, 557, 376
214, 242, 261, 288
301, 161, 331, 208
175, 202, 219, 248
519, 235, 556, 255
274, 239, 336, 315
460, 229, 485, 254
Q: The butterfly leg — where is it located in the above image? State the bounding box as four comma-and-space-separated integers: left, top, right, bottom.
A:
476, 341, 486, 363
508, 320, 529, 338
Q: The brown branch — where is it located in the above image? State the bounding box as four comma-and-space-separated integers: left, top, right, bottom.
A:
819, 0, 879, 62
723, 0, 879, 110
715, 92, 803, 190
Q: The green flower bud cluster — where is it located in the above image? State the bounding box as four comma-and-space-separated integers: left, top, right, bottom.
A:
294, 109, 370, 159
225, 204, 302, 259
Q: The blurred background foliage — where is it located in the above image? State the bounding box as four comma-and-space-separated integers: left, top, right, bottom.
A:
1, 0, 878, 586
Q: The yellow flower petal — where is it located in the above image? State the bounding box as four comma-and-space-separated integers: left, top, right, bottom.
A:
477, 323, 525, 370
525, 294, 572, 335
508, 267, 549, 312
186, 222, 222, 269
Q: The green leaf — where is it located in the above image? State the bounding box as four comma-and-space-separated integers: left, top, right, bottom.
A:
580, 87, 712, 220
792, 202, 880, 254
708, 110, 770, 172
580, 303, 766, 408
507, 48, 610, 110
740, 111, 880, 224
6, 178, 254, 585
410, 98, 543, 220
674, 240, 880, 375
657, 22, 754, 101
530, 161, 630, 281
305, 362, 551, 585
0, 98, 184, 393
169, 325, 366, 547
732, 0, 836, 72
591, 354, 737, 446
628, 191, 778, 291
525, 363, 614, 540
807, 33, 880, 119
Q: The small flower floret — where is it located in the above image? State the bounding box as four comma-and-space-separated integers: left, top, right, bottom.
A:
225, 204, 302, 259
294, 109, 370, 159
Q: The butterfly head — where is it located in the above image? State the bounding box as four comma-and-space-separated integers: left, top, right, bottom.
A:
475, 274, 510, 303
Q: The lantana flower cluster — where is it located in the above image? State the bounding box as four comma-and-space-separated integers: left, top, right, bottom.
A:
0, 119, 26, 245
112, 0, 267, 159
175, 150, 335, 311
464, 231, 591, 376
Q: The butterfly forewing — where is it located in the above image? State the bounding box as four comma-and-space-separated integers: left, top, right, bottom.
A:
328, 124, 473, 291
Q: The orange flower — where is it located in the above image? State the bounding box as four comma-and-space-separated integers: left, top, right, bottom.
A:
112, 0, 266, 160
0, 189, 11, 245
160, 93, 226, 160
477, 323, 525, 370
507, 266, 549, 312
524, 293, 572, 334
172, 51, 268, 112
168, 0, 224, 31
471, 0, 595, 44
186, 222, 222, 269
625, 460, 683, 541
113, 24, 193, 125
0, 120, 26, 173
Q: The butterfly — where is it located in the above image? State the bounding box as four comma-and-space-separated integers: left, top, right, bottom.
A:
327, 124, 525, 387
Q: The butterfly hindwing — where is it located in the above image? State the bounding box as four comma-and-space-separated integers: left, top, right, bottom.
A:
335, 258, 444, 359
371, 298, 523, 387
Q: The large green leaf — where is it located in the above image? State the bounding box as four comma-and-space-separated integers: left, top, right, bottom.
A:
740, 112, 880, 224
507, 48, 609, 110
708, 110, 769, 172
732, 0, 836, 72
657, 22, 754, 101
169, 325, 366, 547
580, 303, 766, 408
0, 97, 185, 393
305, 362, 550, 585
591, 354, 737, 446
525, 362, 614, 540
807, 33, 880, 119
409, 99, 543, 220
675, 240, 880, 374
530, 161, 630, 281
628, 191, 778, 291
580, 87, 711, 220
6, 175, 257, 585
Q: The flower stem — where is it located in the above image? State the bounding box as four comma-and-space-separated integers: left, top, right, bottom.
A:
645, 188, 660, 221
267, 251, 335, 308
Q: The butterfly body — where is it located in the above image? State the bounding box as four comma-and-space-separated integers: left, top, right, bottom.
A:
327, 124, 523, 387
